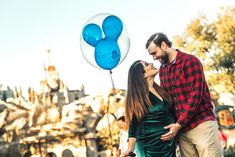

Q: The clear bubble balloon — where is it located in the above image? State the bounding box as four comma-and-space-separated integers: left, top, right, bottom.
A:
80, 13, 130, 70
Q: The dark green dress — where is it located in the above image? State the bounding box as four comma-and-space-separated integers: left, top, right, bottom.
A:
129, 92, 175, 157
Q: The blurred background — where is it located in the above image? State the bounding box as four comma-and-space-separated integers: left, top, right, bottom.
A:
0, 0, 234, 157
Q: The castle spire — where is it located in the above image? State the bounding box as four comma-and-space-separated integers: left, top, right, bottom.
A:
47, 48, 51, 66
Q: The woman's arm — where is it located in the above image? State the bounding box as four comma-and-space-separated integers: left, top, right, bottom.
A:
122, 115, 138, 156
122, 137, 136, 157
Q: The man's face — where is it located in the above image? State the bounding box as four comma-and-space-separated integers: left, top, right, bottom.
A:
147, 42, 169, 64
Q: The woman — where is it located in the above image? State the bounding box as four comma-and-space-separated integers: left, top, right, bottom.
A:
122, 60, 175, 157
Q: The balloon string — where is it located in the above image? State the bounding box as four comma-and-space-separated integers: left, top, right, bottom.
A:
109, 70, 119, 118
109, 70, 115, 90
106, 103, 113, 154
108, 70, 119, 153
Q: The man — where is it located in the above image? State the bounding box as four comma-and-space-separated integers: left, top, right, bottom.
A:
145, 32, 221, 157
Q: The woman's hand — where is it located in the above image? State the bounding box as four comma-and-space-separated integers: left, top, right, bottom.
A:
121, 149, 132, 157
122, 137, 136, 156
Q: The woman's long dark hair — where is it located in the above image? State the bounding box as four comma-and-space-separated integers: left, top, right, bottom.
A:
125, 60, 172, 125
125, 60, 152, 125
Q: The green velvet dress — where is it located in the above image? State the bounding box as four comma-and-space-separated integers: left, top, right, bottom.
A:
128, 92, 176, 157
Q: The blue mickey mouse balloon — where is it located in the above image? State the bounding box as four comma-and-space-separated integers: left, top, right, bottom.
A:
80, 13, 130, 70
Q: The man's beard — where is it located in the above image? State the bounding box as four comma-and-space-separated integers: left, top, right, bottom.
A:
160, 52, 169, 65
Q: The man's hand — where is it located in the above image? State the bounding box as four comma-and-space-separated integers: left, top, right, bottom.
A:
161, 123, 181, 141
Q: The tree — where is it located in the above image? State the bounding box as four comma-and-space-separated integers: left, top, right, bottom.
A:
173, 6, 235, 94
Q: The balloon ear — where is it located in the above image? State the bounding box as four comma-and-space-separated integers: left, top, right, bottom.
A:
82, 23, 103, 47
102, 15, 123, 41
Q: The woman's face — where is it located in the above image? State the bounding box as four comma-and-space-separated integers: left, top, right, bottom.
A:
141, 61, 159, 78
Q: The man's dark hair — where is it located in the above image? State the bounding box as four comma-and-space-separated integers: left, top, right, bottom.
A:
117, 116, 125, 122
145, 32, 172, 49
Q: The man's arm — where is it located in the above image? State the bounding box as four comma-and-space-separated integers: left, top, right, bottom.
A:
177, 56, 204, 127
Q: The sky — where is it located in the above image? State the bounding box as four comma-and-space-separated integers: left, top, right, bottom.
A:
0, 0, 234, 95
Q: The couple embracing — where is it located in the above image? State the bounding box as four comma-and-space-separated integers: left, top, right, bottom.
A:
122, 33, 221, 157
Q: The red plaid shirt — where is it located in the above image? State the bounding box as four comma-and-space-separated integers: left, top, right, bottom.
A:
159, 50, 216, 132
